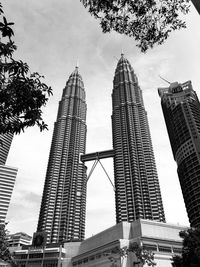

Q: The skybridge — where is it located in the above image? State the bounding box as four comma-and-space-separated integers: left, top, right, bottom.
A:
80, 149, 115, 190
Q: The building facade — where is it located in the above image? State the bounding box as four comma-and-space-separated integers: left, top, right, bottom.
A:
7, 232, 32, 248
0, 165, 17, 222
72, 220, 186, 267
13, 220, 187, 267
14, 244, 65, 267
37, 67, 87, 243
0, 133, 13, 165
112, 54, 165, 223
158, 81, 200, 228
191, 0, 200, 14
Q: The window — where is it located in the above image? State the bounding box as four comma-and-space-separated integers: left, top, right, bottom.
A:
158, 246, 172, 253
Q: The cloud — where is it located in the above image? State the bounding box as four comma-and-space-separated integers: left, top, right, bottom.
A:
7, 191, 41, 235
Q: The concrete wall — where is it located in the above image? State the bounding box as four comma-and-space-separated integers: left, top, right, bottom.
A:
154, 254, 174, 267
63, 242, 81, 267
64, 220, 187, 267
139, 219, 187, 242
78, 223, 131, 254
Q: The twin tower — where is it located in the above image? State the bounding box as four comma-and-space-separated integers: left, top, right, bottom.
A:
37, 54, 165, 244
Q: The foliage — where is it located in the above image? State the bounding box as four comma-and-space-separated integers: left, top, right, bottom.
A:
172, 255, 183, 267
0, 2, 52, 135
172, 228, 200, 267
107, 241, 156, 266
0, 222, 12, 264
80, 0, 190, 52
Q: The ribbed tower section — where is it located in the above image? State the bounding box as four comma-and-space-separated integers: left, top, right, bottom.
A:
158, 81, 200, 228
37, 67, 87, 243
0, 133, 13, 165
112, 54, 165, 223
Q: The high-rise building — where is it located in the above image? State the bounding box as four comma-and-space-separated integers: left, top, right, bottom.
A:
112, 54, 165, 223
0, 133, 13, 165
0, 165, 17, 222
191, 0, 200, 14
37, 67, 87, 243
158, 81, 200, 228
0, 126, 16, 223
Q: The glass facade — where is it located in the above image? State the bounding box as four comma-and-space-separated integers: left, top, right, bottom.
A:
112, 55, 165, 223
158, 81, 200, 227
37, 67, 87, 243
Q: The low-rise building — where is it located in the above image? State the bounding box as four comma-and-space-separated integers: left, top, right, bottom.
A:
71, 219, 186, 267
13, 220, 187, 267
7, 232, 32, 251
14, 243, 65, 267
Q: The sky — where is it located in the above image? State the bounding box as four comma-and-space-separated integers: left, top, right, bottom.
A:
2, 0, 200, 238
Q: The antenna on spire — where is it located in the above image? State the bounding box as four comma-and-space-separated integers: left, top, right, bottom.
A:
159, 75, 171, 85
121, 48, 124, 57
75, 59, 79, 69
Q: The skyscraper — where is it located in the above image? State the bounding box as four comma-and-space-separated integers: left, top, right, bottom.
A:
0, 130, 16, 222
0, 133, 13, 165
158, 81, 200, 228
0, 165, 17, 222
112, 54, 165, 223
37, 67, 87, 243
191, 0, 200, 14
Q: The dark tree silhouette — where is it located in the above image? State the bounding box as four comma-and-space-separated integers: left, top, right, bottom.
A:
0, 222, 13, 264
80, 0, 190, 52
0, 2, 52, 135
172, 228, 200, 267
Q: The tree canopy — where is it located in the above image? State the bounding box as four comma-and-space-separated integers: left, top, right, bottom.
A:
0, 2, 52, 135
80, 0, 190, 52
172, 228, 200, 267
0, 222, 13, 264
107, 241, 156, 266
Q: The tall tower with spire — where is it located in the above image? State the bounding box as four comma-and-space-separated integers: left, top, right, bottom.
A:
112, 54, 165, 223
37, 67, 87, 243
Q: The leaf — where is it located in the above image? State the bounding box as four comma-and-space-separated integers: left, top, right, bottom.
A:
0, 2, 52, 135
80, 0, 190, 52
3, 16, 7, 25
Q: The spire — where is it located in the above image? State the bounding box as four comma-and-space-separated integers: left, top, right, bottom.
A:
75, 60, 79, 70
159, 75, 171, 85
115, 52, 132, 75
74, 61, 79, 74
67, 64, 83, 88
121, 48, 124, 58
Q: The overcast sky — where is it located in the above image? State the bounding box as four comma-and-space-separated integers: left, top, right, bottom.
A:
3, 0, 200, 238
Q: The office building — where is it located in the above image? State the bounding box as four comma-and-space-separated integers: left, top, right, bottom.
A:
7, 232, 32, 248
0, 133, 13, 165
37, 67, 87, 243
14, 243, 65, 267
191, 0, 200, 14
112, 54, 165, 223
0, 126, 16, 223
0, 165, 17, 222
158, 81, 200, 228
